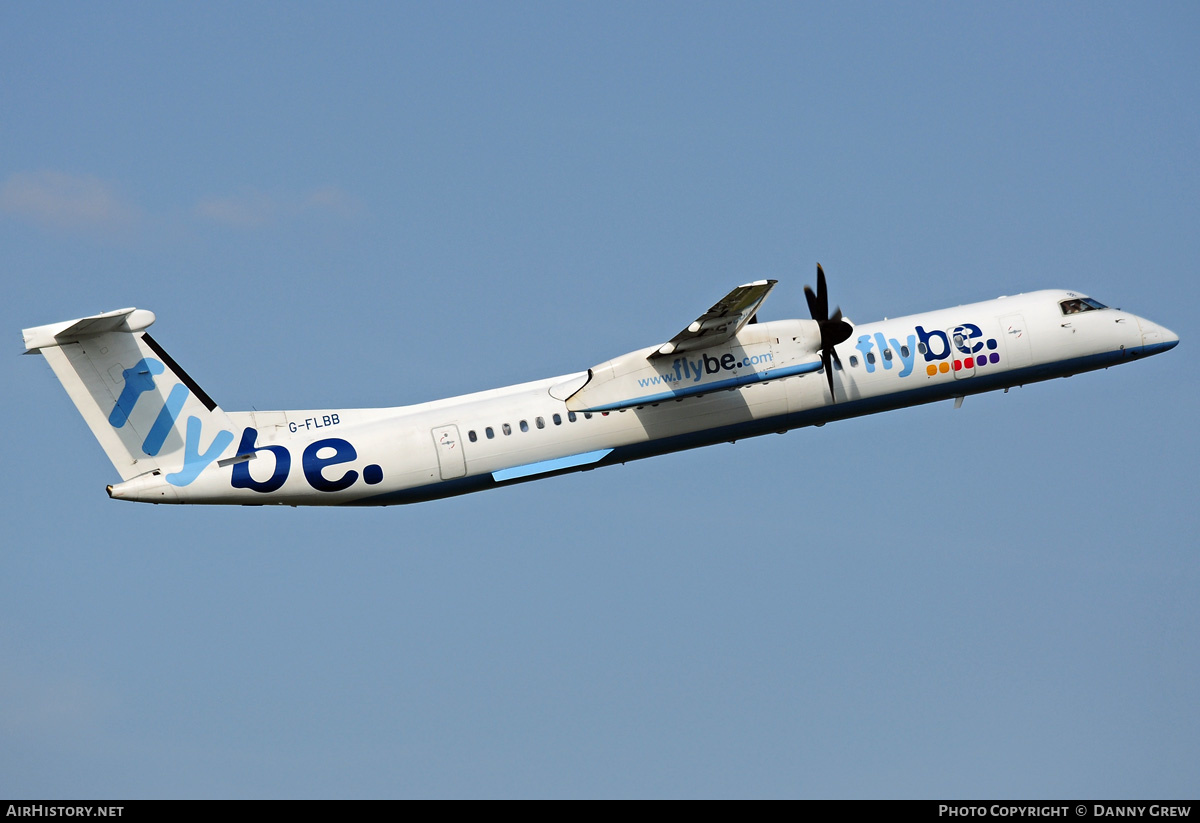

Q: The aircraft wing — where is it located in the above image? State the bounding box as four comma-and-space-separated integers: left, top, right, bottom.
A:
650, 279, 777, 359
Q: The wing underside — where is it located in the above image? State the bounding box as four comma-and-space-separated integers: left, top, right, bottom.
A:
650, 279, 777, 359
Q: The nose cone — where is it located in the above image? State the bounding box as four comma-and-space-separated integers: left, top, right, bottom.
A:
1138, 318, 1179, 355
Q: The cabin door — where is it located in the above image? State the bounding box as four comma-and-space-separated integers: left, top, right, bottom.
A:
431, 424, 467, 480
949, 327, 976, 380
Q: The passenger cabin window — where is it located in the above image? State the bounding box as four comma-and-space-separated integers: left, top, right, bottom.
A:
502, 423, 512, 435
1060, 297, 1108, 315
900, 345, 910, 358
536, 417, 545, 429
918, 342, 927, 354
519, 420, 529, 433
485, 427, 494, 439
553, 414, 562, 425
866, 352, 876, 365
468, 430, 477, 442
849, 355, 859, 367
568, 411, 577, 423
883, 349, 893, 361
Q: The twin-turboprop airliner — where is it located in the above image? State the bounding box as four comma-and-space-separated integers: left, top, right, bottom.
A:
22, 266, 1178, 506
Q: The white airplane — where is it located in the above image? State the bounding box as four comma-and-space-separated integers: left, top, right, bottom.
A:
22, 266, 1178, 506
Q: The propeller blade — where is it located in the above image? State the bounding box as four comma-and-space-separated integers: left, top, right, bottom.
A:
815, 263, 829, 320
804, 263, 852, 403
804, 285, 821, 322
822, 349, 835, 399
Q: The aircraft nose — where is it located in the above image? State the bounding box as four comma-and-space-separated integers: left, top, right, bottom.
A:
1138, 318, 1179, 354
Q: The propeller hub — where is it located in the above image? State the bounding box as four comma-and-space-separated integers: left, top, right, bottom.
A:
820, 318, 853, 349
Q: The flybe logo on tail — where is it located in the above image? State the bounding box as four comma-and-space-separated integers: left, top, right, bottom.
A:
108, 357, 383, 492
853, 324, 1000, 378
109, 358, 233, 486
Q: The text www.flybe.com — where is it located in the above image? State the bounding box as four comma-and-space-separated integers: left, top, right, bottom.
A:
638, 352, 774, 387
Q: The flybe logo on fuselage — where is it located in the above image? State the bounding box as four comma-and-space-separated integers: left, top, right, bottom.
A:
637, 351, 775, 388
854, 323, 1000, 378
109, 357, 383, 492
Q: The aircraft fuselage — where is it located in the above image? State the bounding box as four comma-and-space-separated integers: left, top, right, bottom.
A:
69, 288, 1174, 506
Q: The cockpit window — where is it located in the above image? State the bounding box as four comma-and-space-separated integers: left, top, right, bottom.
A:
1060, 297, 1108, 315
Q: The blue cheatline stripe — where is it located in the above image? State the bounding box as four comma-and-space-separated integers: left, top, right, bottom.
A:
1138, 339, 1179, 356
585, 360, 824, 411
492, 448, 614, 482
345, 344, 1170, 506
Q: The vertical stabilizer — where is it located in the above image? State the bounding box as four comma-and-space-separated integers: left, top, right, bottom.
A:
23, 309, 235, 482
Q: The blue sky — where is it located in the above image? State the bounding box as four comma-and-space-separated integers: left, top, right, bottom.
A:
2, 2, 1197, 798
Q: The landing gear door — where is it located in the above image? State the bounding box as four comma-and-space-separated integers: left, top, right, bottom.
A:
431, 424, 467, 480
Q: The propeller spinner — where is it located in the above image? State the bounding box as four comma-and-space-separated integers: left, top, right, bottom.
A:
804, 263, 854, 401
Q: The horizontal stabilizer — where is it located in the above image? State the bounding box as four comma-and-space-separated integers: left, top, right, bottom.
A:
23, 308, 156, 353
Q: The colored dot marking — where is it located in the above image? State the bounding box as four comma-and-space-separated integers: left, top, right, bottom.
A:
926, 364, 937, 376
953, 360, 961, 371
976, 356, 985, 368
964, 357, 974, 368
363, 464, 384, 485
939, 362, 950, 373
990, 353, 1000, 364
987, 338, 998, 350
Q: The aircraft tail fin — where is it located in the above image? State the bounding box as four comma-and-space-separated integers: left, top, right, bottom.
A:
23, 308, 235, 481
